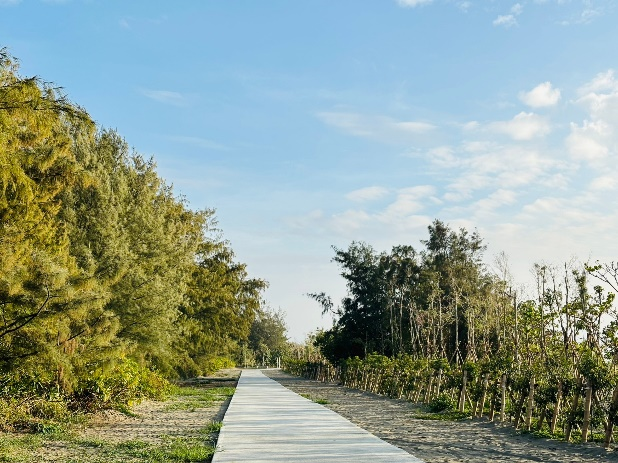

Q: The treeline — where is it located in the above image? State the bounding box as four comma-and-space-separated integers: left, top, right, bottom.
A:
304, 220, 618, 447
0, 49, 268, 426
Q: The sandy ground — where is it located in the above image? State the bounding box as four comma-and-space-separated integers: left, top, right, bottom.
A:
30, 369, 241, 462
264, 369, 618, 463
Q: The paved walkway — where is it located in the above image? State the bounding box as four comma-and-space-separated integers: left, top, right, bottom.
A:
212, 369, 424, 463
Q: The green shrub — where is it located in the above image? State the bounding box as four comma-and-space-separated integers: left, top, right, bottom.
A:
428, 393, 455, 412
73, 358, 171, 411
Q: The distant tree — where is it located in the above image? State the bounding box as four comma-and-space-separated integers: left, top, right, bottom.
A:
249, 308, 288, 366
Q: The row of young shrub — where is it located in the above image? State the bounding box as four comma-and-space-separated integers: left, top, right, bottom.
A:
284, 349, 618, 449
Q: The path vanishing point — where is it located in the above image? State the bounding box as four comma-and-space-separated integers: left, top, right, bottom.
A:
212, 369, 425, 463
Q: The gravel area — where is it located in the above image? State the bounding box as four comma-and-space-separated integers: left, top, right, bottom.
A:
264, 369, 618, 463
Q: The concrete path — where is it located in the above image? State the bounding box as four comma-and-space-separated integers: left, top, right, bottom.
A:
212, 369, 424, 463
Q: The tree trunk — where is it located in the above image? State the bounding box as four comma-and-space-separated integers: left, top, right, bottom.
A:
565, 376, 583, 443
500, 374, 507, 422
525, 377, 535, 431
537, 408, 547, 432
604, 385, 618, 448
424, 375, 434, 403
581, 381, 593, 443
550, 382, 562, 434
435, 369, 443, 398
458, 370, 468, 412
477, 375, 489, 418
514, 390, 527, 429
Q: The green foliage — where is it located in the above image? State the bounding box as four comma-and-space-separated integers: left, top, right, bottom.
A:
74, 358, 171, 412
578, 347, 614, 390
428, 393, 455, 412
249, 308, 289, 366
0, 49, 268, 427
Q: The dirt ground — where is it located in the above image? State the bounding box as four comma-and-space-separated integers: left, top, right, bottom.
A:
26, 369, 241, 463
264, 369, 618, 463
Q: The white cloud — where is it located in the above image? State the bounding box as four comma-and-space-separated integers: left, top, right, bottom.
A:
140, 89, 188, 106
511, 3, 524, 15
0, 0, 20, 5
346, 186, 390, 202
427, 146, 457, 167
519, 82, 561, 108
470, 189, 517, 218
457, 1, 472, 12
576, 70, 618, 126
331, 209, 371, 235
438, 141, 562, 205
493, 4, 522, 27
381, 185, 436, 218
566, 120, 610, 162
578, 70, 618, 96
396, 0, 433, 7
317, 111, 436, 142
462, 121, 480, 131
488, 112, 551, 140
590, 175, 617, 191
565, 70, 618, 168
396, 121, 436, 133
493, 14, 517, 27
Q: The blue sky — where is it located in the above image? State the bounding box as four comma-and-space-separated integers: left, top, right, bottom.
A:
2, 0, 618, 341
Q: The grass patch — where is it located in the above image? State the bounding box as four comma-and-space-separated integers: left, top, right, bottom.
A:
201, 421, 223, 434
61, 436, 216, 463
1, 384, 233, 462
164, 387, 234, 413
300, 394, 329, 405
0, 433, 43, 462
411, 409, 472, 421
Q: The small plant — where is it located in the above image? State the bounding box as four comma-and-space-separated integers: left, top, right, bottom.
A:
412, 410, 471, 421
300, 393, 329, 405
428, 393, 455, 413
202, 420, 223, 433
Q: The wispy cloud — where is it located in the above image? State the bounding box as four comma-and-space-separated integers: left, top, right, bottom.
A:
560, 0, 605, 25
590, 175, 617, 191
519, 82, 561, 108
0, 0, 21, 6
493, 15, 518, 27
487, 112, 551, 140
396, 0, 434, 7
346, 186, 390, 202
493, 3, 523, 27
381, 185, 437, 219
457, 1, 472, 12
288, 186, 437, 240
566, 69, 618, 168
140, 89, 188, 106
566, 120, 610, 162
118, 15, 167, 30
317, 111, 436, 143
